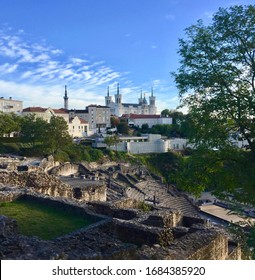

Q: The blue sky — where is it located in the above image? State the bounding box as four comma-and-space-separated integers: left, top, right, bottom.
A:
0, 0, 254, 112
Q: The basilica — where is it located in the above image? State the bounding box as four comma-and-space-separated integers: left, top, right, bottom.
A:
105, 84, 157, 117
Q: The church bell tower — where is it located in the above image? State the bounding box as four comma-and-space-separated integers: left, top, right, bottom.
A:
63, 85, 69, 110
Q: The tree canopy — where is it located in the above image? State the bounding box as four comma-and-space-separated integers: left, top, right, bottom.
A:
173, 5, 255, 205
174, 5, 255, 155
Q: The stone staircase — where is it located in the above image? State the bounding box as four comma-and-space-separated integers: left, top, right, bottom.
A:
129, 178, 199, 217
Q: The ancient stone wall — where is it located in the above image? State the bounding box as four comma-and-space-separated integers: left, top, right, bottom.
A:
50, 163, 80, 176
88, 201, 139, 220
0, 171, 106, 202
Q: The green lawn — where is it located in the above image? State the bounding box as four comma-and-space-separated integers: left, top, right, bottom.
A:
0, 199, 95, 240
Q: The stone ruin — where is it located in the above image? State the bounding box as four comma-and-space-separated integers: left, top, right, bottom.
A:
0, 155, 242, 260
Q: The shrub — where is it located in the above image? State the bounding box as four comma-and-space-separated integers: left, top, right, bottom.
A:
54, 150, 70, 162
1, 143, 20, 154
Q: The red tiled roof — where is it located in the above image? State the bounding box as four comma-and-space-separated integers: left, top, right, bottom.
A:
79, 117, 88, 124
52, 108, 68, 114
23, 107, 47, 112
23, 107, 68, 114
121, 114, 161, 119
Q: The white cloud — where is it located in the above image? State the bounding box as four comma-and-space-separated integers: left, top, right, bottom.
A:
0, 63, 18, 73
204, 11, 214, 19
165, 14, 175, 21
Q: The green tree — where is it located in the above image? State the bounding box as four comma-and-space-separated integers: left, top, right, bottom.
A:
44, 116, 72, 155
173, 5, 255, 257
161, 109, 171, 117
173, 5, 255, 155
110, 116, 120, 128
20, 114, 48, 147
104, 135, 120, 151
173, 4, 255, 197
0, 113, 21, 137
117, 119, 130, 135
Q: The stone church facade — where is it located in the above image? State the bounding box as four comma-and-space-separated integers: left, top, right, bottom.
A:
105, 84, 157, 117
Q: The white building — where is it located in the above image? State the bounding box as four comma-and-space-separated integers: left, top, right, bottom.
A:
68, 116, 89, 138
69, 105, 111, 135
105, 84, 157, 117
0, 97, 23, 114
22, 107, 88, 138
104, 134, 188, 154
122, 113, 172, 128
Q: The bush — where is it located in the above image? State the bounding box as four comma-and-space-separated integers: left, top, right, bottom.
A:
19, 145, 45, 157
1, 143, 20, 154
89, 147, 104, 162
54, 150, 70, 162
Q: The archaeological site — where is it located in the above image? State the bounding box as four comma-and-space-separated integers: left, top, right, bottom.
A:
0, 155, 241, 260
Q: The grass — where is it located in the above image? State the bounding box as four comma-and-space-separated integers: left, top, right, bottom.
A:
0, 199, 95, 240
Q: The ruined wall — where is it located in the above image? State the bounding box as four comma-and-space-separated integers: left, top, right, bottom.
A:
79, 186, 106, 202
50, 163, 80, 176
0, 171, 106, 202
88, 201, 139, 220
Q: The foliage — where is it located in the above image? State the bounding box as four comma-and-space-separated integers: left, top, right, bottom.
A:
228, 221, 255, 259
0, 112, 21, 137
0, 143, 20, 154
173, 5, 255, 155
54, 150, 70, 162
20, 114, 48, 147
43, 116, 72, 155
176, 147, 255, 204
138, 152, 182, 184
117, 119, 130, 135
173, 5, 255, 205
110, 116, 120, 128
104, 134, 120, 153
137, 201, 153, 212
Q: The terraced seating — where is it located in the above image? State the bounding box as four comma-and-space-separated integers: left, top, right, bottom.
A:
133, 178, 199, 217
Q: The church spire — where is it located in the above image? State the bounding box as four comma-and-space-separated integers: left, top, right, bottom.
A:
151, 87, 154, 97
63, 85, 69, 110
117, 83, 120, 95
107, 86, 110, 97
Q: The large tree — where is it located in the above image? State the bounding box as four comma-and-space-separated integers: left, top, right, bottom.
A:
20, 114, 48, 147
173, 5, 255, 205
44, 116, 72, 155
174, 5, 255, 154
0, 113, 21, 137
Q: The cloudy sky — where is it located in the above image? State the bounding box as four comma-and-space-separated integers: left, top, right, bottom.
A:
0, 0, 254, 112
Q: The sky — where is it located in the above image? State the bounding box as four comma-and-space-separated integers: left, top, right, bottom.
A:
0, 0, 254, 113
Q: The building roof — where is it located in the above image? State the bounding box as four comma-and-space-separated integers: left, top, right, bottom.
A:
87, 104, 110, 108
52, 108, 68, 114
69, 109, 88, 113
121, 114, 161, 119
69, 116, 88, 124
79, 117, 88, 124
0, 97, 23, 102
23, 107, 47, 112
22, 107, 68, 114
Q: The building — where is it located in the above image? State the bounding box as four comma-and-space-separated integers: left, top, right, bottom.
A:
69, 105, 111, 135
94, 134, 188, 154
0, 97, 23, 114
122, 113, 172, 128
68, 116, 89, 138
105, 84, 157, 116
22, 107, 88, 138
22, 107, 69, 123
